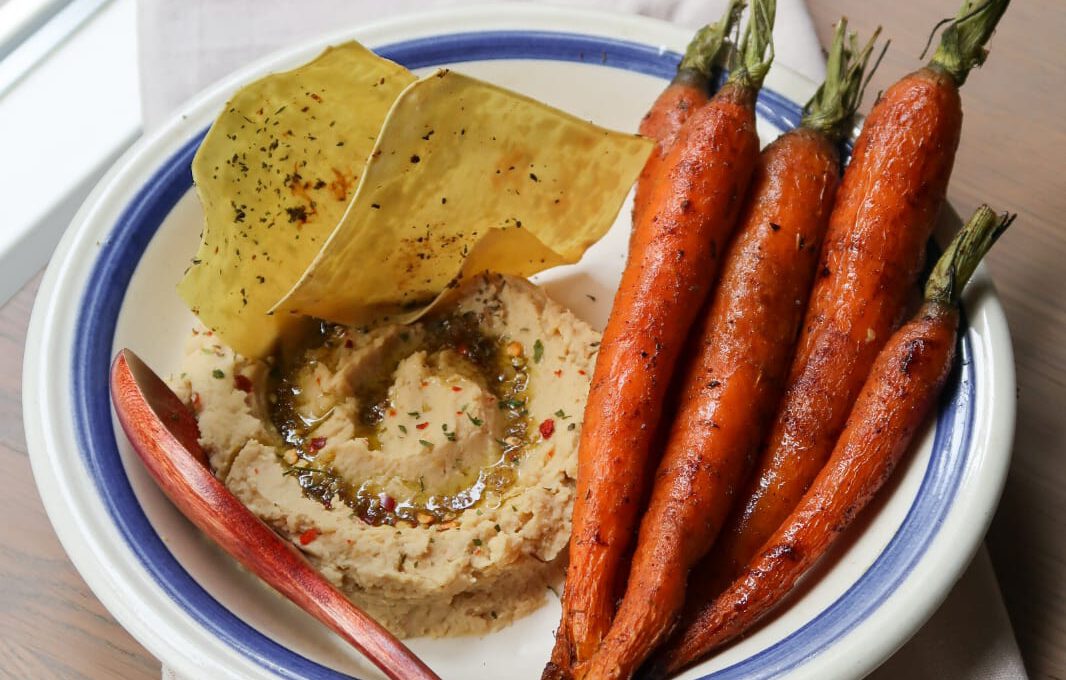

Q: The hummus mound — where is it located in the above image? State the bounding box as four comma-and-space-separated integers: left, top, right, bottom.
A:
172, 274, 599, 637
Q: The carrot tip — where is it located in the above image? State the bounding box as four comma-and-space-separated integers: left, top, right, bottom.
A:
928, 0, 1011, 86
925, 204, 1014, 304
676, 0, 745, 85
801, 20, 886, 142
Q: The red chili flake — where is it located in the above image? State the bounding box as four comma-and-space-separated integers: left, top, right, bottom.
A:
456, 411, 464, 416
234, 374, 253, 393
539, 418, 555, 439
299, 528, 320, 545
415, 422, 429, 430
204, 331, 214, 337
547, 447, 556, 459
553, 369, 563, 377
578, 369, 587, 376
344, 338, 354, 349
420, 380, 429, 388
380, 493, 396, 512
309, 437, 327, 451
190, 392, 202, 411
456, 342, 470, 357
451, 386, 463, 392
388, 408, 397, 417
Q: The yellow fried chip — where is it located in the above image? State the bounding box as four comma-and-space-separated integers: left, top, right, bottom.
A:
178, 43, 416, 357
272, 69, 652, 325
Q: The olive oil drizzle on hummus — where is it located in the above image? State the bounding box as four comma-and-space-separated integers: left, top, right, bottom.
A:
268, 312, 533, 526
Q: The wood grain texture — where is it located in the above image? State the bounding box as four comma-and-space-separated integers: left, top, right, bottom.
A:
1, 2, 1063, 678
0, 273, 157, 680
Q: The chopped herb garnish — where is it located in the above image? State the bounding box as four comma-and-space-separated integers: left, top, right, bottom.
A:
472, 538, 483, 547
554, 409, 570, 419
567, 422, 576, 431
212, 369, 225, 379
285, 205, 308, 223
269, 310, 533, 526
283, 465, 340, 480
533, 339, 544, 363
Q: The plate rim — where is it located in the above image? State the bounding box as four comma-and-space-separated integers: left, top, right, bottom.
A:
23, 5, 1016, 680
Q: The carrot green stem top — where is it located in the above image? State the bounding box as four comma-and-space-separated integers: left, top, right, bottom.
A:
929, 0, 1011, 86
727, 0, 776, 91
925, 205, 1015, 305
800, 19, 885, 143
676, 0, 745, 85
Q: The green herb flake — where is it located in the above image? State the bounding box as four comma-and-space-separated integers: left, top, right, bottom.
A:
419, 439, 433, 448
398, 424, 408, 434
533, 339, 544, 363
567, 422, 577, 431
212, 369, 225, 379
467, 413, 484, 427
472, 538, 483, 547
554, 409, 570, 419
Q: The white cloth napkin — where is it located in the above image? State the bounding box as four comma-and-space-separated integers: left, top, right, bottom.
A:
137, 0, 826, 129
139, 1, 1026, 678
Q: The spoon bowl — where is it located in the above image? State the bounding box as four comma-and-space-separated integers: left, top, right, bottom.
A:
109, 348, 440, 680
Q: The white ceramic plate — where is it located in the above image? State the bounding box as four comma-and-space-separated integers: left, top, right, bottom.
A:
24, 5, 1015, 679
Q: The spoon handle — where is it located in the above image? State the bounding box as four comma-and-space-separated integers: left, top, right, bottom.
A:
111, 349, 440, 680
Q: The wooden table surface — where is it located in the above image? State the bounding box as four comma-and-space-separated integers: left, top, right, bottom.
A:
2, 1, 1063, 678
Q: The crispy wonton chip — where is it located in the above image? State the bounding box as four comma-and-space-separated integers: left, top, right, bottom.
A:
178, 43, 416, 357
272, 69, 652, 325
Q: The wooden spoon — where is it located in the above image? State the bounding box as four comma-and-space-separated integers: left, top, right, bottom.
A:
110, 348, 440, 680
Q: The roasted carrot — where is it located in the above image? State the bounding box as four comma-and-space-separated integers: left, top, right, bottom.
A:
633, 0, 744, 225
577, 22, 883, 680
650, 205, 1014, 677
704, 0, 1011, 588
543, 3, 776, 678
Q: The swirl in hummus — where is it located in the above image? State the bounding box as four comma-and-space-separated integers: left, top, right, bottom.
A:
172, 274, 599, 637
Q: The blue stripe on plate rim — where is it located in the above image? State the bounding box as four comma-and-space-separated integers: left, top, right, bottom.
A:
70, 30, 974, 680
